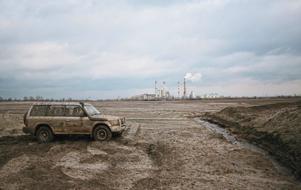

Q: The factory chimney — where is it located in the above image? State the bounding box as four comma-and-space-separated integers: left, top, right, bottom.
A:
177, 81, 180, 98
183, 78, 187, 98
155, 81, 158, 97
162, 81, 166, 97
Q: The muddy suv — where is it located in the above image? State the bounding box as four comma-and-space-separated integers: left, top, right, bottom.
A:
23, 102, 126, 143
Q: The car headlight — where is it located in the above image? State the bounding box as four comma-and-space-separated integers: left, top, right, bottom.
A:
110, 120, 120, 126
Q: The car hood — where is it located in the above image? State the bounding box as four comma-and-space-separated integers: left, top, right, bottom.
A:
90, 114, 120, 121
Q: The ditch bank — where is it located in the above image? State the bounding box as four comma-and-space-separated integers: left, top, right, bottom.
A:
200, 101, 301, 179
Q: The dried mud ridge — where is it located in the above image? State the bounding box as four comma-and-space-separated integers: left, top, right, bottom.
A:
0, 139, 179, 190
0, 126, 175, 190
0, 126, 179, 190
201, 101, 301, 179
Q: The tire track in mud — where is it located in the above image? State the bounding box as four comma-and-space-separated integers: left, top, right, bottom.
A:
48, 122, 158, 190
130, 116, 301, 190
134, 118, 212, 189
129, 120, 188, 190
0, 123, 154, 190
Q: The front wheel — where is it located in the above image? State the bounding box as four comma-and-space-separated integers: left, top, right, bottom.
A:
36, 126, 54, 143
93, 125, 112, 141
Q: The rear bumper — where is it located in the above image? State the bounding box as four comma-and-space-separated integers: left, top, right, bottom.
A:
22, 126, 35, 135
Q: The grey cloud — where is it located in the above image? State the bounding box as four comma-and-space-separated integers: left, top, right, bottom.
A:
0, 0, 301, 98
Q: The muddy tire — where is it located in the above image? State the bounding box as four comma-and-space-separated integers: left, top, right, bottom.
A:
36, 126, 54, 143
93, 125, 112, 141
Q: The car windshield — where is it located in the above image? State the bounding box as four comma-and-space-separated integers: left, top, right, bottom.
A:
84, 105, 100, 116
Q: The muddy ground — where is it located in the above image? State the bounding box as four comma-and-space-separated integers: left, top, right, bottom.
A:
0, 99, 301, 189
202, 100, 301, 179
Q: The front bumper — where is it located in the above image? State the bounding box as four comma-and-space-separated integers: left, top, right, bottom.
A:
22, 126, 35, 135
110, 124, 127, 133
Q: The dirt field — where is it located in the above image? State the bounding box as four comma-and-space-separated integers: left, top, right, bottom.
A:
202, 100, 301, 179
0, 99, 301, 189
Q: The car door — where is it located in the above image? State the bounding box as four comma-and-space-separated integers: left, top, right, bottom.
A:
64, 105, 85, 133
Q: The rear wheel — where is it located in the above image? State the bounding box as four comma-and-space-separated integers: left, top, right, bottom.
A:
36, 126, 54, 143
93, 125, 112, 141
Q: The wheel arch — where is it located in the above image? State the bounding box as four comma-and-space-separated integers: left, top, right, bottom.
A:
34, 123, 54, 136
92, 122, 111, 137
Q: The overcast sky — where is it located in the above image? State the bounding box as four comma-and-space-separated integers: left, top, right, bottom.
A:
1, 0, 301, 99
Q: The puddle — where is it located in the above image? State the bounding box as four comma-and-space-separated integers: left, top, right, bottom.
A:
196, 119, 237, 144
195, 118, 293, 176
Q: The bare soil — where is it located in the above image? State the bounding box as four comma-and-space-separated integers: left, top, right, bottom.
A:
0, 99, 301, 189
202, 100, 301, 179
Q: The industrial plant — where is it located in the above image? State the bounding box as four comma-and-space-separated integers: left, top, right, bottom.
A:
130, 76, 198, 100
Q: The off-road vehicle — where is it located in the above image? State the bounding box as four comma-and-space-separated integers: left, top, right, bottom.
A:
23, 102, 126, 143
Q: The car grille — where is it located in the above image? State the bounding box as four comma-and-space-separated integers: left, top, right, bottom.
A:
120, 118, 125, 126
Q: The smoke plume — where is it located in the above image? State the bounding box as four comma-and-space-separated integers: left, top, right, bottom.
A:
184, 72, 202, 82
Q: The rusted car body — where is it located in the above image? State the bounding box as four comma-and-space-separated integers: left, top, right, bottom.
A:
23, 102, 126, 142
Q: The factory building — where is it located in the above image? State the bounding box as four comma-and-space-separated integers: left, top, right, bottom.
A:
155, 81, 171, 99
130, 94, 156, 100
131, 75, 216, 100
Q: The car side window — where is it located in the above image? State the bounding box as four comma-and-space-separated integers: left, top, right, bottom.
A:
65, 105, 84, 117
30, 105, 48, 116
47, 105, 65, 116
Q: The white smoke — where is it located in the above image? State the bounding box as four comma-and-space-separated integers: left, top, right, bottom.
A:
184, 72, 202, 82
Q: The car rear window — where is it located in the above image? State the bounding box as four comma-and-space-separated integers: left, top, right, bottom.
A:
30, 105, 48, 116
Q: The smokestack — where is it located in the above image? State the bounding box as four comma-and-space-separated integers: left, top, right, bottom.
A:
155, 81, 157, 97
177, 81, 180, 98
162, 81, 166, 97
183, 78, 186, 98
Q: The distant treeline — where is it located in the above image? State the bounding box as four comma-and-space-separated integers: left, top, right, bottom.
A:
0, 96, 83, 102
0, 95, 301, 102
